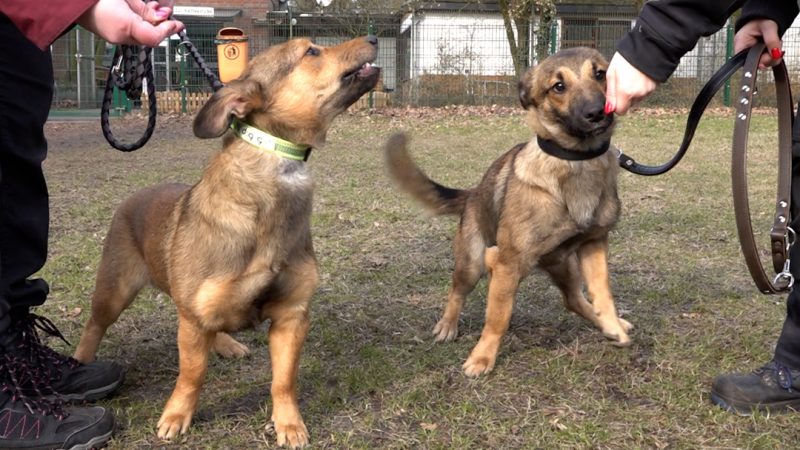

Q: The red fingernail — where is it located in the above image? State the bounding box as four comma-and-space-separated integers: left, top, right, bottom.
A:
604, 102, 615, 115
772, 48, 782, 59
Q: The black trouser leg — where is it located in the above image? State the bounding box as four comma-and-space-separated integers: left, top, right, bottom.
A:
0, 14, 53, 314
772, 102, 800, 368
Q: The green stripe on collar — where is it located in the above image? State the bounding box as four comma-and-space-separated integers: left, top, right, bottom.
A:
230, 119, 311, 161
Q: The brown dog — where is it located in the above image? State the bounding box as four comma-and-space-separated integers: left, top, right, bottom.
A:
73, 36, 380, 447
385, 47, 631, 377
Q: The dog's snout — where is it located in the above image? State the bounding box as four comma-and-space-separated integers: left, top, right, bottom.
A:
366, 35, 378, 47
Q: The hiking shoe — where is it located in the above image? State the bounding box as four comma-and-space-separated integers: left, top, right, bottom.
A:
3, 313, 125, 402
0, 351, 115, 450
710, 360, 800, 415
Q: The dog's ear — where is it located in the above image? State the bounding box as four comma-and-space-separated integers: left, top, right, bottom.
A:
193, 79, 264, 138
518, 70, 536, 109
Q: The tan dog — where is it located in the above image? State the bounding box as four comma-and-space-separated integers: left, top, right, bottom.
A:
73, 36, 380, 447
385, 47, 631, 377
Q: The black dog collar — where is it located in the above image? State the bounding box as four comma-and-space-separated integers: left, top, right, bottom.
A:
537, 136, 610, 161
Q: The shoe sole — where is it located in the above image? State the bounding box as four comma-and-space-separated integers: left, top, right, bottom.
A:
710, 390, 800, 415
60, 429, 113, 450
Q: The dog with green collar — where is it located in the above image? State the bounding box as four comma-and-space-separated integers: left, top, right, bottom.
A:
73, 35, 380, 448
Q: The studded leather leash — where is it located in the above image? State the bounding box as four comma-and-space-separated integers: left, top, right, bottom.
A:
617, 43, 794, 294
100, 29, 224, 152
732, 43, 794, 294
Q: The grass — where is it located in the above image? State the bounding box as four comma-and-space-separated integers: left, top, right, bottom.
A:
36, 106, 800, 449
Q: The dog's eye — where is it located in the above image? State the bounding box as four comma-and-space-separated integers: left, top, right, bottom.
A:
305, 47, 320, 56
595, 70, 606, 81
552, 82, 566, 93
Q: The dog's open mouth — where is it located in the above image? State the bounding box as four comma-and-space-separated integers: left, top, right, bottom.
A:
588, 122, 612, 136
343, 61, 380, 81
334, 52, 381, 109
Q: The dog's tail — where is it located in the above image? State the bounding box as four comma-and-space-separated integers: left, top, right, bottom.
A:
384, 133, 469, 216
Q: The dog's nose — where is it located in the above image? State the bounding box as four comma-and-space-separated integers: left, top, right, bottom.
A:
366, 35, 378, 47
584, 105, 606, 123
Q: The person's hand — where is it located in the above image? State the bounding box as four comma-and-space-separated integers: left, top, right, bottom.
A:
77, 0, 184, 47
604, 52, 657, 116
734, 19, 782, 69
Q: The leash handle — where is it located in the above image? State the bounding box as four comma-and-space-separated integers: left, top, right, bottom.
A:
731, 42, 794, 294
100, 28, 224, 152
100, 45, 157, 152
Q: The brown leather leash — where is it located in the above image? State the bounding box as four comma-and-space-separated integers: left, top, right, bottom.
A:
732, 42, 794, 294
618, 43, 795, 294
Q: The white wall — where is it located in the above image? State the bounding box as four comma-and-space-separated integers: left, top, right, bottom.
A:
410, 12, 517, 77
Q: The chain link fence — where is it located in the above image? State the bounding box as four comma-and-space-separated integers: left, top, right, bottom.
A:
48, 10, 800, 114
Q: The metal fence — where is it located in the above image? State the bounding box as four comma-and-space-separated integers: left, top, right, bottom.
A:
48, 10, 800, 114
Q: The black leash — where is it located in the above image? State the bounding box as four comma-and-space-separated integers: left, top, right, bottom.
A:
616, 48, 749, 175
100, 29, 224, 152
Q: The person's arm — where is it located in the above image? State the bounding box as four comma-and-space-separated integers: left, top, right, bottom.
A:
77, 0, 183, 47
0, 0, 97, 50
0, 0, 183, 51
606, 0, 797, 115
616, 0, 745, 84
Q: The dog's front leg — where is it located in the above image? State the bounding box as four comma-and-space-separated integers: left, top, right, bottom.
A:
578, 238, 632, 346
157, 315, 214, 439
463, 258, 521, 377
268, 307, 310, 448
262, 258, 318, 448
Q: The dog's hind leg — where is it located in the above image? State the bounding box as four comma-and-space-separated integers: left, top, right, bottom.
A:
212, 331, 250, 358
433, 224, 485, 342
578, 239, 632, 346
462, 255, 521, 376
73, 235, 149, 363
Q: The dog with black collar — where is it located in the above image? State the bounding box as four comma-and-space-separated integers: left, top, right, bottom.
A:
385, 46, 631, 377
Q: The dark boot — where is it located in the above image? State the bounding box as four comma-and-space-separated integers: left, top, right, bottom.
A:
710, 360, 800, 414
2, 313, 125, 402
0, 347, 115, 449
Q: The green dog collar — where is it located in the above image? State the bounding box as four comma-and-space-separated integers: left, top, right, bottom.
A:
230, 119, 311, 161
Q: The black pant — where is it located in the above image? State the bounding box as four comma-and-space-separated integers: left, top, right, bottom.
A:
0, 14, 52, 320
772, 104, 800, 368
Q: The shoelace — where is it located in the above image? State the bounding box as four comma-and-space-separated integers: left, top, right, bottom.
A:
12, 314, 80, 383
0, 352, 67, 420
773, 362, 796, 391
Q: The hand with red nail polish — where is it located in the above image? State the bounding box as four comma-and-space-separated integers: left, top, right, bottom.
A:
734, 19, 782, 69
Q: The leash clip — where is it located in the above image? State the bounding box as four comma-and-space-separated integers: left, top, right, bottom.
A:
774, 260, 795, 291
773, 227, 796, 291
111, 53, 124, 77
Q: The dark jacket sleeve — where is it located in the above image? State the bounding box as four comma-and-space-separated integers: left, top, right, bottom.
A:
616, 0, 797, 83
736, 2, 798, 35
0, 0, 97, 50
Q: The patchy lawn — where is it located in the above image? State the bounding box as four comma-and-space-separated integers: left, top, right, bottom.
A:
37, 106, 800, 449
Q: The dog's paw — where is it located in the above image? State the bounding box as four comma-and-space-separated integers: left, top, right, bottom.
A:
603, 329, 632, 347
213, 332, 251, 358
156, 412, 192, 440
618, 317, 634, 333
432, 318, 458, 342
462, 355, 495, 377
274, 420, 309, 448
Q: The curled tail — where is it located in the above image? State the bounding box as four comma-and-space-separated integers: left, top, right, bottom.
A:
384, 133, 469, 216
